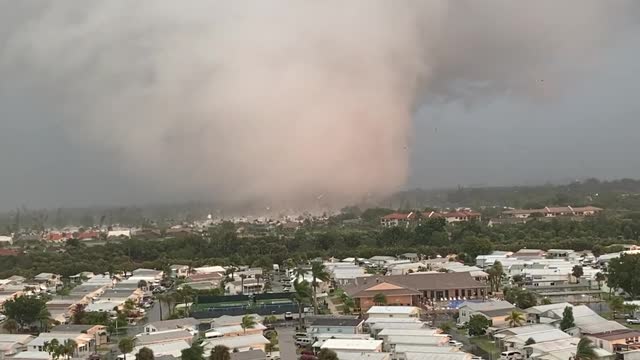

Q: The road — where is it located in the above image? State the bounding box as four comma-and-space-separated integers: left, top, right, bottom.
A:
276, 326, 297, 360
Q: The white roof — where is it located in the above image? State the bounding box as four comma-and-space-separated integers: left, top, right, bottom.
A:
85, 301, 121, 312
365, 317, 423, 325
377, 328, 441, 337
204, 334, 270, 350
403, 353, 471, 360
367, 306, 420, 315
335, 352, 391, 360
525, 303, 573, 315
497, 324, 557, 336
211, 323, 267, 335
370, 322, 430, 332
11, 351, 51, 360
211, 314, 262, 327
386, 335, 447, 346
132, 340, 190, 358
0, 334, 36, 344
320, 338, 383, 351
394, 345, 459, 354
506, 329, 571, 344
194, 266, 226, 274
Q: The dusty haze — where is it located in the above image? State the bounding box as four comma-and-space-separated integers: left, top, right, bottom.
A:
1, 1, 639, 210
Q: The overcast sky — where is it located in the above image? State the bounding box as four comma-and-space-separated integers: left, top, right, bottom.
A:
1, 1, 639, 210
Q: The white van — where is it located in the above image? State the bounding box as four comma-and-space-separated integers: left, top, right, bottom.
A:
295, 337, 313, 347
501, 351, 522, 360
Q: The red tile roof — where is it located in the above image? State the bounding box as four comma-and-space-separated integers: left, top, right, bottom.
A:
0, 249, 19, 256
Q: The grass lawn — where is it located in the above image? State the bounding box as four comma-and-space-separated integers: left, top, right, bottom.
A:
470, 336, 501, 358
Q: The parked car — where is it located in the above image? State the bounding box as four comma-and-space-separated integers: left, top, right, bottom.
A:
284, 312, 294, 320
627, 318, 640, 324
0, 314, 6, 322
448, 340, 463, 348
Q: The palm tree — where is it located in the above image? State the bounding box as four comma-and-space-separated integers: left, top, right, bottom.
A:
373, 293, 387, 305
239, 274, 247, 295
37, 307, 52, 332
505, 310, 525, 327
209, 345, 231, 360
241, 315, 257, 334
595, 272, 606, 289
293, 265, 308, 281
3, 318, 18, 334
311, 261, 330, 314
44, 339, 62, 360
62, 339, 77, 360
118, 337, 135, 360
293, 280, 312, 330
176, 285, 194, 317
574, 337, 597, 360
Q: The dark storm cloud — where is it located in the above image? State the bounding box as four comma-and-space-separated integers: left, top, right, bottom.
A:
0, 1, 639, 210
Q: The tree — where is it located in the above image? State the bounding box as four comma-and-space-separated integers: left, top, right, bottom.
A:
317, 349, 339, 360
3, 319, 18, 334
45, 339, 63, 360
487, 261, 504, 293
118, 337, 135, 360
136, 347, 155, 360
609, 296, 625, 319
181, 342, 205, 360
292, 279, 312, 330
575, 337, 597, 360
572, 265, 584, 283
560, 306, 575, 331
505, 288, 537, 309
512, 274, 525, 287
3, 295, 48, 329
595, 272, 606, 290
62, 340, 77, 360
607, 254, 640, 297
311, 261, 330, 314
541, 297, 552, 305
468, 315, 491, 336
209, 345, 230, 360
505, 310, 525, 327
175, 285, 194, 317
462, 236, 493, 260
525, 337, 536, 345
438, 322, 453, 334
241, 315, 257, 334
373, 293, 387, 305
137, 280, 148, 290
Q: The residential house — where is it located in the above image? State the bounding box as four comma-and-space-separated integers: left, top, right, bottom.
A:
307, 318, 364, 336
130, 340, 190, 359
107, 229, 131, 238
50, 324, 108, 347
494, 324, 571, 353
385, 335, 449, 351
457, 300, 516, 326
367, 306, 422, 319
230, 350, 268, 360
0, 334, 36, 356
203, 334, 270, 353
135, 329, 194, 346
502, 206, 603, 218
319, 338, 383, 353
588, 329, 640, 353
0, 235, 13, 245
334, 352, 392, 360
28, 333, 93, 356
208, 323, 267, 337
144, 318, 200, 334
33, 273, 62, 288
170, 265, 190, 278
211, 314, 263, 328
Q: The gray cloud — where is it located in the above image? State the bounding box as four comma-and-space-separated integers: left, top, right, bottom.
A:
0, 1, 639, 210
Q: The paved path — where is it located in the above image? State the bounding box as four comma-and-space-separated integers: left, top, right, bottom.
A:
276, 326, 297, 360
325, 296, 339, 315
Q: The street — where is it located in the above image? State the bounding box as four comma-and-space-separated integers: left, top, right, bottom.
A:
276, 326, 297, 360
